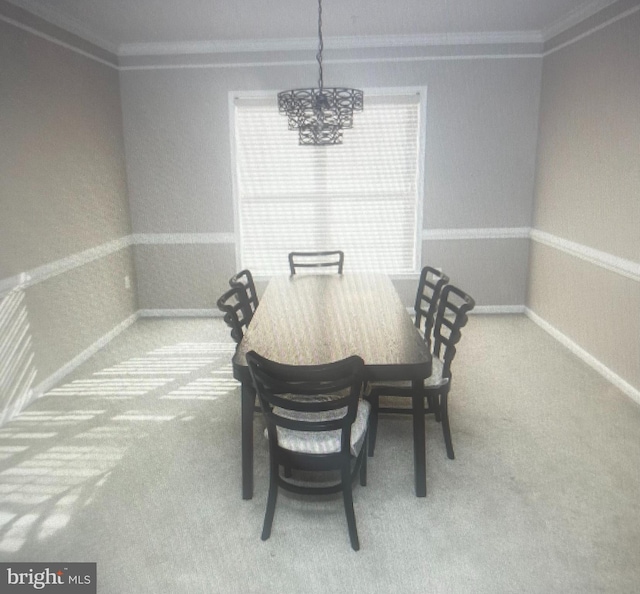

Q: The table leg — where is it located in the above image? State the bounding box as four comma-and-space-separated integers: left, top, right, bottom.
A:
412, 379, 427, 497
241, 381, 255, 500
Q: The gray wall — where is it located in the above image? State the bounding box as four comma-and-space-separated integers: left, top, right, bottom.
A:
528, 8, 640, 393
119, 47, 542, 311
0, 3, 136, 421
2, 0, 638, 422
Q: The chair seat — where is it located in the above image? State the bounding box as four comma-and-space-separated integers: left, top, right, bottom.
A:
366, 282, 475, 461
270, 399, 370, 456
424, 356, 446, 388
370, 356, 448, 392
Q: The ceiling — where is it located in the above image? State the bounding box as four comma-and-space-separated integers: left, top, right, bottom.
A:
6, 0, 618, 53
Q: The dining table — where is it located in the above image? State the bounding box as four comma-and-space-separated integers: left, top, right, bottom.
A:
232, 272, 432, 499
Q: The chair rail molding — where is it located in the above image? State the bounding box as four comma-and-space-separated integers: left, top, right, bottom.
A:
0, 233, 237, 298
530, 229, 640, 282
0, 236, 133, 297
4, 230, 636, 300
132, 232, 235, 244
423, 227, 531, 240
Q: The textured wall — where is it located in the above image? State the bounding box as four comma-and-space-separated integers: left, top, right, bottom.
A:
529, 10, 640, 393
528, 243, 640, 389
134, 243, 235, 311
0, 15, 136, 419
534, 12, 640, 261
119, 50, 542, 309
0, 21, 131, 275
4, 0, 637, 419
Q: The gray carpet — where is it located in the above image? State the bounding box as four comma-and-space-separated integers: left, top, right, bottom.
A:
1, 316, 639, 593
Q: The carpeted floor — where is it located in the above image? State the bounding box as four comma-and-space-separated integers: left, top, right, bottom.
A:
0, 315, 639, 593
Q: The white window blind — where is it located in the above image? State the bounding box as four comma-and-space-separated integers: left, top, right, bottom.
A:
232, 92, 423, 276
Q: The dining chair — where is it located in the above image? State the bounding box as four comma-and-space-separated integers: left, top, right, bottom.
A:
366, 283, 475, 459
288, 250, 344, 275
414, 266, 449, 348
216, 286, 251, 344
246, 351, 369, 551
229, 269, 259, 322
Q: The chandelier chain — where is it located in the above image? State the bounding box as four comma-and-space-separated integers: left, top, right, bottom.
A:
277, 0, 363, 144
317, 0, 324, 91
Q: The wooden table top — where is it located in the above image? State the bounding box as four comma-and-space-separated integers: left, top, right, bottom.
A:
233, 273, 431, 382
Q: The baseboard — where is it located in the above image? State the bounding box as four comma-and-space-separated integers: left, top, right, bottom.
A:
525, 308, 640, 406
23, 309, 218, 405
138, 308, 219, 317
24, 304, 519, 405
17, 306, 640, 425
473, 305, 526, 314
12, 308, 220, 420
29, 312, 139, 400
406, 304, 525, 315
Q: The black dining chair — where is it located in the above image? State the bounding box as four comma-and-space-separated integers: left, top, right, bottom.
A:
246, 351, 369, 551
366, 283, 475, 459
414, 266, 449, 348
229, 269, 259, 322
216, 286, 251, 344
288, 250, 344, 275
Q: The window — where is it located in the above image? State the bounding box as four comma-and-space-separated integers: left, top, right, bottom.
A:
231, 89, 425, 276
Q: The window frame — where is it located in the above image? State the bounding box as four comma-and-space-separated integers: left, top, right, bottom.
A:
228, 86, 427, 280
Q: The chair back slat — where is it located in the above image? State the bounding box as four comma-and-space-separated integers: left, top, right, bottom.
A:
217, 286, 251, 344
288, 251, 344, 275
414, 266, 449, 346
432, 284, 475, 379
246, 351, 364, 444
229, 269, 259, 320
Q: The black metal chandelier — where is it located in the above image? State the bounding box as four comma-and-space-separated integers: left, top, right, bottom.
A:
278, 0, 363, 145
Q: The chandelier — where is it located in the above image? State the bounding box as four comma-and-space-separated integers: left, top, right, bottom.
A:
278, 0, 363, 145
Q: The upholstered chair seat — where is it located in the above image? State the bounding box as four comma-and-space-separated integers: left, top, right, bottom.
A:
272, 399, 370, 456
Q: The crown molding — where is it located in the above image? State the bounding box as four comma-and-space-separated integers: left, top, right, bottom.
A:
544, 1, 640, 56
5, 0, 633, 61
3, 0, 118, 54
117, 31, 543, 57
0, 11, 117, 68
541, 0, 621, 40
